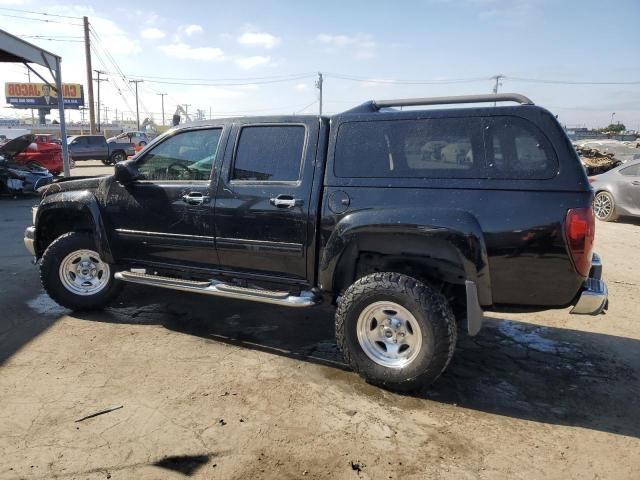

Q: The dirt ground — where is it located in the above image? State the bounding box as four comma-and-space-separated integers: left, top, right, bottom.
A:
0, 194, 638, 480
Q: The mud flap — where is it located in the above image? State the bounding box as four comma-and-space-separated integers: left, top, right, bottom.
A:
465, 280, 483, 336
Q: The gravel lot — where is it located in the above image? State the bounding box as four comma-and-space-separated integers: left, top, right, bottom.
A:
0, 192, 638, 479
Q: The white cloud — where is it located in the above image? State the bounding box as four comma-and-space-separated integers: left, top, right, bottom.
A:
144, 13, 159, 26
295, 83, 308, 91
140, 28, 166, 40
234, 55, 271, 70
238, 32, 281, 49
159, 42, 224, 61
181, 24, 203, 36
0, 0, 31, 4
315, 33, 376, 58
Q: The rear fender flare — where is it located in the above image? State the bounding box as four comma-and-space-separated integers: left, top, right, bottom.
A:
319, 208, 492, 305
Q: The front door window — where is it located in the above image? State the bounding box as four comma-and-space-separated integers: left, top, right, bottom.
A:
137, 128, 222, 181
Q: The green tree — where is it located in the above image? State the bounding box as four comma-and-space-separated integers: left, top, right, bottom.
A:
604, 123, 626, 133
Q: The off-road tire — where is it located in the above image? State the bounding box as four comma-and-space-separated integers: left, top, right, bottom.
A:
40, 232, 122, 311
593, 191, 618, 222
335, 272, 457, 392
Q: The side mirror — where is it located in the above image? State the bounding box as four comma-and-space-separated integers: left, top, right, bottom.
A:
114, 160, 140, 185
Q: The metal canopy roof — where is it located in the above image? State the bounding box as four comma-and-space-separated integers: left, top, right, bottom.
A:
0, 28, 70, 176
0, 29, 60, 67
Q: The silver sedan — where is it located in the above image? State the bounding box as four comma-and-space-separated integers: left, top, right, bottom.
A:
590, 159, 640, 221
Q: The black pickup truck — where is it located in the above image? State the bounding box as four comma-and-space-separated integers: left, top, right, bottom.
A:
24, 93, 607, 391
67, 135, 134, 165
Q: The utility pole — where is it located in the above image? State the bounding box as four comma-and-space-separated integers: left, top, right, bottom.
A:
209, 106, 212, 120
611, 112, 615, 125
182, 104, 191, 117
157, 93, 167, 126
315, 72, 323, 115
93, 70, 107, 132
24, 67, 35, 126
491, 74, 504, 106
104, 105, 109, 124
79, 106, 86, 133
129, 79, 144, 130
84, 16, 96, 134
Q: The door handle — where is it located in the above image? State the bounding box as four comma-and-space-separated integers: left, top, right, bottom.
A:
270, 195, 303, 208
182, 192, 210, 205
632, 181, 640, 186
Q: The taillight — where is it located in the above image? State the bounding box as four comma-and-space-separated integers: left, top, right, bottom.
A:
565, 207, 595, 277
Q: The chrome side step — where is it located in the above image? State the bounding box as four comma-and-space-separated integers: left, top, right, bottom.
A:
114, 271, 321, 308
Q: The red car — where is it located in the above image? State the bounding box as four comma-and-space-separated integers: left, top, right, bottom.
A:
14, 134, 74, 175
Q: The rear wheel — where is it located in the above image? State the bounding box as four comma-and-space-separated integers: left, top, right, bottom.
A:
593, 191, 618, 221
335, 272, 457, 392
109, 151, 126, 164
40, 232, 122, 311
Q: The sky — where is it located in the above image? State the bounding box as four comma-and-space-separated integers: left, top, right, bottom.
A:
1, 0, 639, 129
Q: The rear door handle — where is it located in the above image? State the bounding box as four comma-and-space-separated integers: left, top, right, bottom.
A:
270, 194, 303, 208
182, 192, 210, 205
632, 181, 640, 186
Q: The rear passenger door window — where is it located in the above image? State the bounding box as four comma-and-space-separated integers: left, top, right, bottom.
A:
486, 117, 558, 179
334, 118, 484, 178
232, 125, 305, 182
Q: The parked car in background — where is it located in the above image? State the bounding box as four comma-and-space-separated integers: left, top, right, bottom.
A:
67, 135, 134, 165
13, 134, 74, 175
107, 131, 149, 147
590, 159, 640, 221
0, 135, 53, 194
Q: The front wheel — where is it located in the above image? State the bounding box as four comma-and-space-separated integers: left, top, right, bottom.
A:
40, 232, 122, 311
335, 272, 457, 392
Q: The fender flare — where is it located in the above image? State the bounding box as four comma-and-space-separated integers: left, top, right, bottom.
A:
35, 190, 114, 263
319, 207, 492, 306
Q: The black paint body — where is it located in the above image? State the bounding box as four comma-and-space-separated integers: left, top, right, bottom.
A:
34, 104, 592, 310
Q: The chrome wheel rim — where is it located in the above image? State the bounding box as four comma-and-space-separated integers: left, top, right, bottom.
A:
356, 301, 423, 369
58, 249, 110, 296
594, 193, 612, 219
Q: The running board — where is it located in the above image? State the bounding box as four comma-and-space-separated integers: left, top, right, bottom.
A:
114, 271, 321, 307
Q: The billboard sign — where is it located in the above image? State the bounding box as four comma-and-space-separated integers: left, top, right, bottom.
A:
5, 82, 84, 109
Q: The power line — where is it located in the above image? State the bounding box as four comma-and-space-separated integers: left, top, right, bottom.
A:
295, 100, 319, 115
506, 76, 640, 85
90, 26, 152, 118
0, 6, 83, 19
0, 13, 82, 25
21, 34, 83, 39
126, 72, 316, 82
136, 74, 316, 87
324, 73, 492, 85
20, 37, 83, 43
324, 73, 640, 86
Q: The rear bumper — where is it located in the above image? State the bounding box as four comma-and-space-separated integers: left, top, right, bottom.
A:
570, 253, 608, 315
24, 226, 36, 256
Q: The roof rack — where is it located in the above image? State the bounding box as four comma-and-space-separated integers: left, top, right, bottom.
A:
342, 93, 534, 114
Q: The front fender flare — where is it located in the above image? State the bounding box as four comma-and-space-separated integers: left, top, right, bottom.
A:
35, 190, 114, 263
